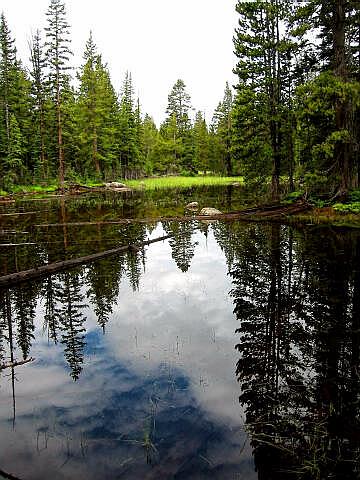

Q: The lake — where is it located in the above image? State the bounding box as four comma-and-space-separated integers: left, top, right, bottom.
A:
0, 186, 359, 480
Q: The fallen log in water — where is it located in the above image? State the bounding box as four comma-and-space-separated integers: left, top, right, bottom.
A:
0, 357, 35, 371
0, 235, 170, 289
33, 201, 311, 228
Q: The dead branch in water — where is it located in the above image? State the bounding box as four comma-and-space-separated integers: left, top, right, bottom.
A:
0, 357, 35, 371
0, 235, 170, 289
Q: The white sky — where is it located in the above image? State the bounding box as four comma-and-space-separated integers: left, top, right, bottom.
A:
1, 0, 238, 125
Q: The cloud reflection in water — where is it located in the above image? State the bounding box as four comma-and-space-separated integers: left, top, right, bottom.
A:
0, 228, 254, 480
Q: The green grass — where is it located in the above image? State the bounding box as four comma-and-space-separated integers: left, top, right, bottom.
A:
1, 176, 243, 196
2, 180, 104, 196
84, 181, 105, 187
9, 184, 58, 195
126, 176, 244, 191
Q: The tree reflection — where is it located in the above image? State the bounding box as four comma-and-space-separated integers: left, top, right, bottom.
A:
13, 285, 37, 360
42, 276, 58, 343
55, 270, 87, 381
0, 289, 17, 427
230, 224, 360, 479
0, 223, 161, 381
163, 220, 198, 272
86, 257, 122, 333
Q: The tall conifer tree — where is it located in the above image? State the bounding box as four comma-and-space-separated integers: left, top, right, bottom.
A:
45, 0, 72, 189
29, 30, 48, 179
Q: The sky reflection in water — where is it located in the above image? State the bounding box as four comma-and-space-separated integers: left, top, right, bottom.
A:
0, 226, 254, 480
2, 215, 360, 480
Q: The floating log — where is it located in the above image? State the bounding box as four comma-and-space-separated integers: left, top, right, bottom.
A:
0, 357, 35, 371
33, 201, 311, 228
0, 235, 170, 289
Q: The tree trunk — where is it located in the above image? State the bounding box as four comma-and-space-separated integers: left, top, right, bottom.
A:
334, 0, 351, 194
93, 127, 100, 176
57, 90, 65, 190
40, 104, 47, 180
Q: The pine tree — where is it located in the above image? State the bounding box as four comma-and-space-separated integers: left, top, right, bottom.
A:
211, 82, 233, 175
4, 113, 23, 186
163, 79, 194, 172
141, 114, 158, 174
159, 113, 182, 172
0, 12, 16, 152
29, 30, 48, 180
135, 97, 145, 171
118, 72, 140, 178
78, 32, 99, 175
166, 79, 192, 135
233, 0, 299, 198
193, 111, 209, 173
75, 32, 120, 178
0, 14, 32, 186
293, 0, 360, 196
45, 0, 72, 189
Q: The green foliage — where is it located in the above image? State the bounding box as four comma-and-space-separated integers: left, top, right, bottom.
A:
281, 190, 304, 205
165, 79, 192, 136
76, 34, 119, 178
44, 0, 73, 187
210, 82, 234, 175
303, 171, 330, 193
332, 190, 360, 216
295, 72, 360, 181
349, 189, 360, 202
1, 0, 359, 200
309, 198, 327, 209
333, 202, 360, 214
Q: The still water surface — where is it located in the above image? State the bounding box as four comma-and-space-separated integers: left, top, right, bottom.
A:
0, 187, 359, 479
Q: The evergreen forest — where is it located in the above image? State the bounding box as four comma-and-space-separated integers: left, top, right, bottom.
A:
0, 0, 359, 201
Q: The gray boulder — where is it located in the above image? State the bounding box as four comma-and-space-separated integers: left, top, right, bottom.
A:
105, 182, 127, 189
199, 207, 222, 216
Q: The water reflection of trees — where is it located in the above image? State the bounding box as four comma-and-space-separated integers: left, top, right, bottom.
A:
225, 222, 360, 479
0, 221, 200, 383
1, 216, 360, 477
163, 220, 198, 272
